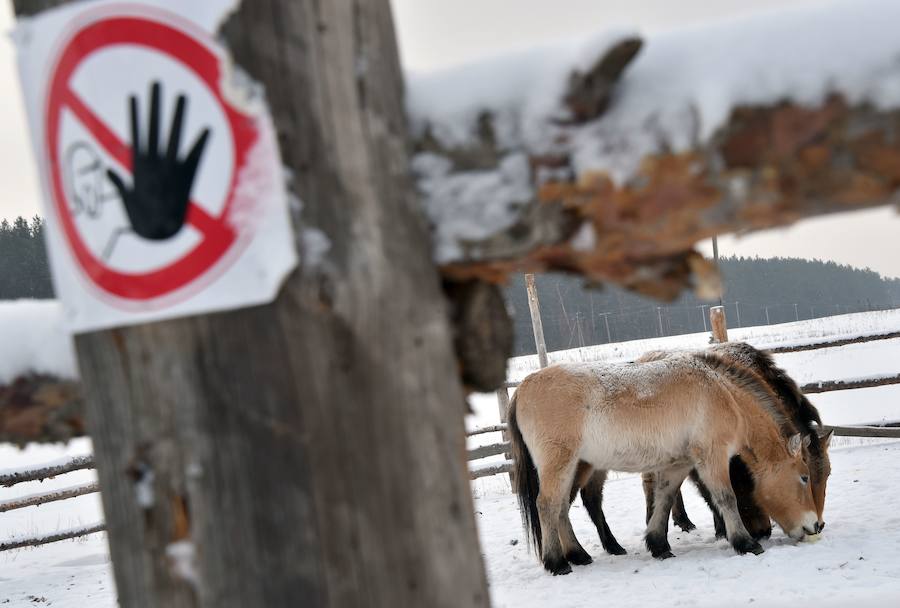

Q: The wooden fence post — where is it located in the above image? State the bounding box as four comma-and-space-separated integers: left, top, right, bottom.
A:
13, 2, 490, 607
710, 305, 729, 343
494, 387, 515, 490
524, 273, 549, 368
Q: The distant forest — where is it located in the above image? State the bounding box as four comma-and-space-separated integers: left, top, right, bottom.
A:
2, 215, 899, 351
506, 257, 900, 355
0, 215, 53, 300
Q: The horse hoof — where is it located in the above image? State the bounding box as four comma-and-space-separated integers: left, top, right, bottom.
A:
565, 549, 593, 566
751, 526, 772, 541
606, 544, 627, 556
544, 557, 572, 576
676, 521, 697, 532
733, 538, 765, 555
653, 550, 676, 560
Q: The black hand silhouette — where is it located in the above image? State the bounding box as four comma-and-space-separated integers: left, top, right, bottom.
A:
107, 81, 210, 240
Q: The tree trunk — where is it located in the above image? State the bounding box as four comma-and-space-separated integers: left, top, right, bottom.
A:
13, 2, 490, 607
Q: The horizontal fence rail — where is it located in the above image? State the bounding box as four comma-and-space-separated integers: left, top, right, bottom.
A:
502, 374, 900, 394
0, 523, 106, 552
0, 482, 100, 513
500, 375, 900, 393
800, 374, 900, 394
0, 455, 95, 487
467, 423, 900, 445
0, 454, 103, 551
467, 442, 510, 461
769, 331, 900, 354
469, 461, 513, 480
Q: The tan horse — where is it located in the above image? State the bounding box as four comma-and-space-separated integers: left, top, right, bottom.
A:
575, 344, 833, 557
508, 355, 819, 575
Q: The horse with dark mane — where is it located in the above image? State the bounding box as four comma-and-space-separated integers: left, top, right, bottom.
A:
508, 352, 819, 574
574, 343, 833, 557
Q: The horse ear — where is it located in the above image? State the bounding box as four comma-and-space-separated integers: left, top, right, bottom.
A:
788, 433, 803, 457
802, 434, 812, 449
819, 428, 834, 449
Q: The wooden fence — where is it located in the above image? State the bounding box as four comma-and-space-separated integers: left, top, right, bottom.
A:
2, 333, 898, 539
0, 454, 105, 551
467, 331, 900, 480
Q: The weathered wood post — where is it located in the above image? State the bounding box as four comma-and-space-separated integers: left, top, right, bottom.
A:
13, 2, 490, 607
710, 305, 729, 343
524, 273, 549, 368
494, 386, 515, 489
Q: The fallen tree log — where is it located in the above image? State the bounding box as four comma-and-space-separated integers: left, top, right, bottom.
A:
409, 6, 900, 299
0, 374, 85, 445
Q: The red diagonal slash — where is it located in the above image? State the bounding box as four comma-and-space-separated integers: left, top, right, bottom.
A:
62, 86, 233, 241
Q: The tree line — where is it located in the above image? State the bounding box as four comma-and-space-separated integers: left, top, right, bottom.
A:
506, 256, 900, 355
3, 215, 899, 351
0, 215, 53, 299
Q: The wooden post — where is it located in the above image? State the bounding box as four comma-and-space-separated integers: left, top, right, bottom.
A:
495, 387, 515, 489
524, 273, 549, 368
14, 2, 490, 607
710, 305, 729, 343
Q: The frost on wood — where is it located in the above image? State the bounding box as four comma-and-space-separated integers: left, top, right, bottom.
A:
0, 481, 99, 513
0, 454, 94, 487
410, 0, 900, 299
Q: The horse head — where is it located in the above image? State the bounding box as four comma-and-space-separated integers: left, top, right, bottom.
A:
806, 428, 834, 530
753, 433, 820, 540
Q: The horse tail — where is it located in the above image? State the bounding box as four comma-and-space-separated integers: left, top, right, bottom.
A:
508, 390, 542, 555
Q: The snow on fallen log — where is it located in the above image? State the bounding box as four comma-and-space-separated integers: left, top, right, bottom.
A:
0, 481, 99, 512
0, 301, 76, 385
409, 0, 900, 298
0, 523, 106, 552
0, 301, 83, 444
0, 454, 95, 487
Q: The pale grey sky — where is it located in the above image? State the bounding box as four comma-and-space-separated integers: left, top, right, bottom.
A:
2, 1, 898, 278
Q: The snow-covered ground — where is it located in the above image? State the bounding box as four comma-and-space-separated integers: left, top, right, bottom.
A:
0, 310, 897, 605
466, 311, 900, 606
475, 440, 900, 608
0, 439, 112, 606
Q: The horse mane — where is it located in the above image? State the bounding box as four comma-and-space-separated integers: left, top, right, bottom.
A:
709, 343, 826, 458
690, 350, 796, 439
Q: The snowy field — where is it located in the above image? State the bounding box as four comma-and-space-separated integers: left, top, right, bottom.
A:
0, 439, 111, 606
0, 310, 897, 605
475, 440, 900, 608
466, 312, 900, 607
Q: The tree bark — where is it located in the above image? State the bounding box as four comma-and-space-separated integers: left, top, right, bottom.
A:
13, 2, 490, 607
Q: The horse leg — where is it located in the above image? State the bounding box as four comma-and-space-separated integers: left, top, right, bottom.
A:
642, 471, 655, 525
536, 454, 579, 575
729, 457, 772, 540
644, 466, 691, 559
671, 488, 697, 532
559, 498, 593, 566
689, 469, 727, 539
694, 459, 764, 556
580, 469, 627, 555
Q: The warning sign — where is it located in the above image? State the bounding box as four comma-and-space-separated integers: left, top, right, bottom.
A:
15, 1, 298, 332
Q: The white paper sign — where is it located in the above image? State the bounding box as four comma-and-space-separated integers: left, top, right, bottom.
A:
14, 0, 298, 332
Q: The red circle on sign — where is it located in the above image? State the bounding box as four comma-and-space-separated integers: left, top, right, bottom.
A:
45, 14, 256, 301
